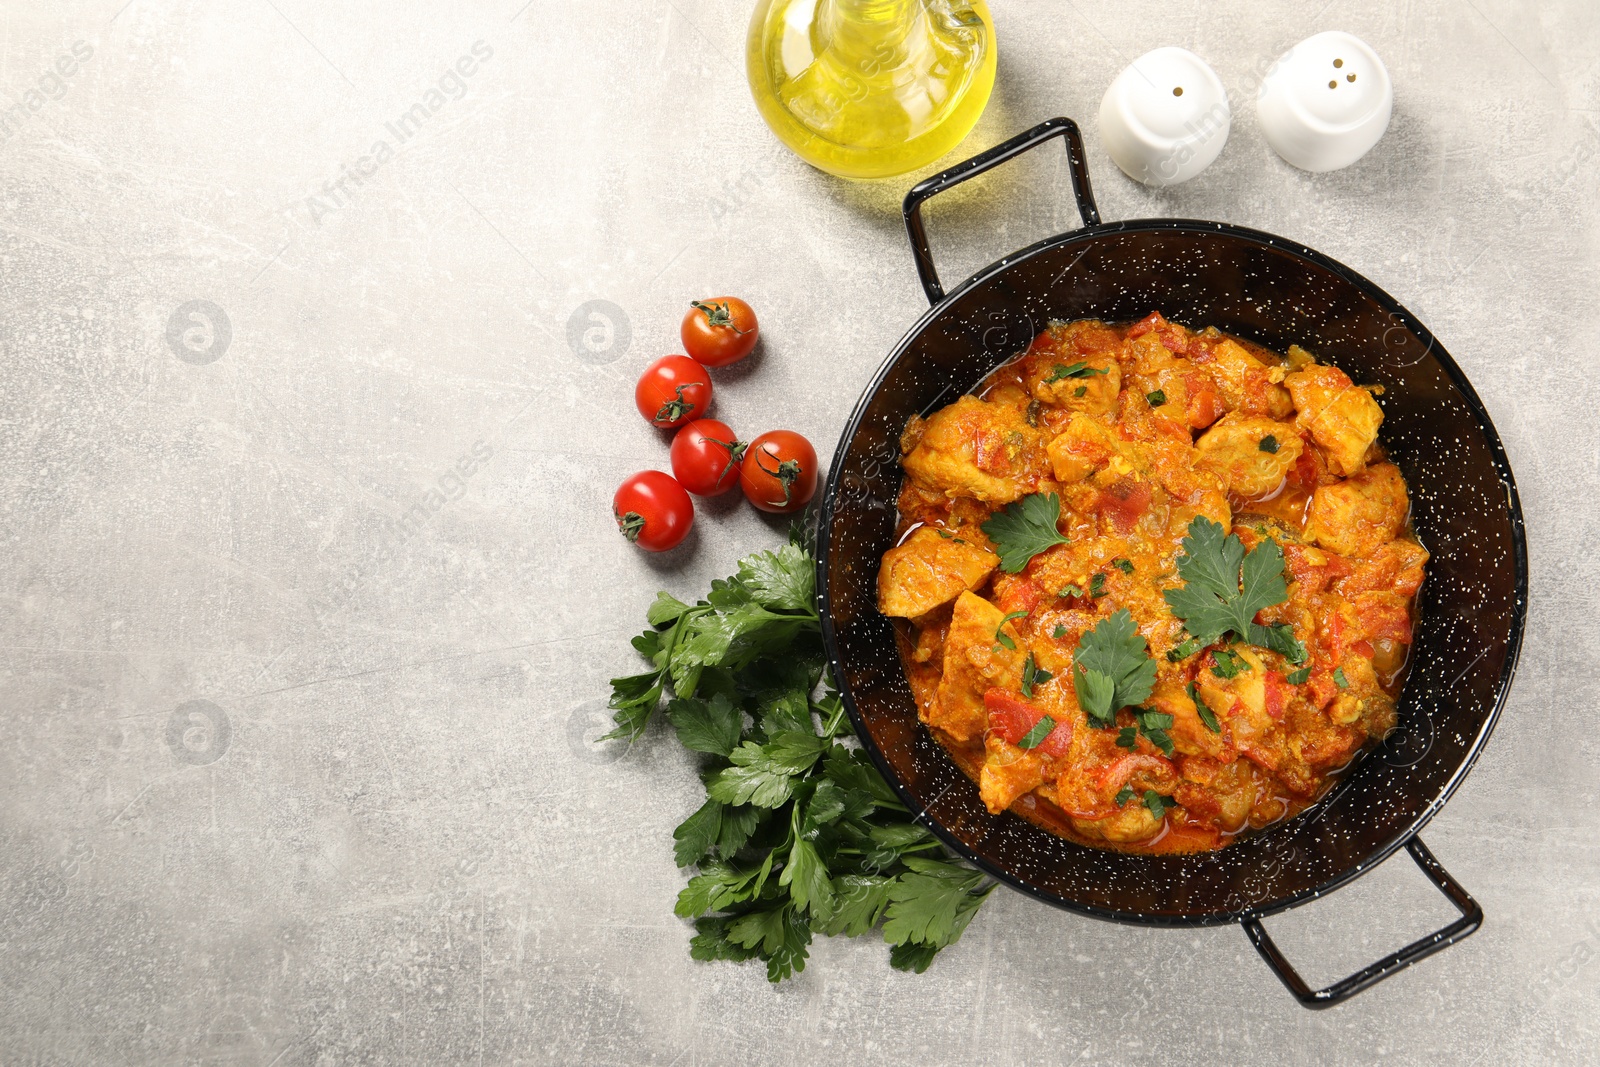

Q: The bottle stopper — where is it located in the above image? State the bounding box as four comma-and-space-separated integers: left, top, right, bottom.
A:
1097, 46, 1231, 187
1257, 31, 1393, 172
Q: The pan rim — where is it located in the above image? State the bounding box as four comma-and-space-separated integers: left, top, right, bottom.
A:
814, 216, 1529, 927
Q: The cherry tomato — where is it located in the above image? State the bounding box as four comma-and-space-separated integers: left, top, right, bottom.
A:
739, 430, 817, 514
670, 419, 747, 497
635, 355, 712, 429
613, 471, 693, 551
681, 297, 759, 367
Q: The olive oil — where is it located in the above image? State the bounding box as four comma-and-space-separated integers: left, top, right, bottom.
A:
746, 0, 997, 180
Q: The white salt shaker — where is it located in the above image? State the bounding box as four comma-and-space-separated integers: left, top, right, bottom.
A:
1098, 47, 1231, 187
1257, 31, 1393, 172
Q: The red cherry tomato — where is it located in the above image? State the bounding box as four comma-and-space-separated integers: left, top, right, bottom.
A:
670, 419, 747, 497
739, 430, 817, 514
613, 471, 693, 551
635, 355, 712, 429
681, 297, 759, 368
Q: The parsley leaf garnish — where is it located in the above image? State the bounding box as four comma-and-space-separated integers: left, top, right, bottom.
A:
612, 526, 993, 984
1187, 681, 1221, 734
1143, 791, 1176, 820
1017, 714, 1057, 749
1167, 637, 1202, 662
993, 610, 1028, 650
1116, 707, 1175, 755
1333, 667, 1350, 689
1043, 361, 1109, 383
980, 493, 1071, 573
1059, 583, 1085, 598
1073, 385, 1088, 398
1020, 653, 1053, 697
1090, 573, 1107, 597
1210, 649, 1249, 678
1071, 609, 1158, 729
1051, 623, 1068, 639
1286, 666, 1311, 685
1112, 558, 1134, 575
1133, 707, 1176, 757
1162, 517, 1300, 659
1255, 621, 1309, 665
1114, 785, 1136, 806
1146, 389, 1167, 407
1259, 435, 1280, 454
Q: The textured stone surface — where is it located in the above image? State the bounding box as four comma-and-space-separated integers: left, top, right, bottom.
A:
0, 1, 1596, 1064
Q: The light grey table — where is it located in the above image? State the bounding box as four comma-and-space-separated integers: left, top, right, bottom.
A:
1, 1, 1595, 1063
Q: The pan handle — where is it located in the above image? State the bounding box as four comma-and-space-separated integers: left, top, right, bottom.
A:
902, 116, 1101, 305
1242, 837, 1483, 1009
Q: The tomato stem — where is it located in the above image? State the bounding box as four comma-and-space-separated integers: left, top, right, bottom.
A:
691, 300, 748, 335
615, 509, 645, 543
756, 451, 802, 506
654, 384, 697, 425
705, 435, 748, 485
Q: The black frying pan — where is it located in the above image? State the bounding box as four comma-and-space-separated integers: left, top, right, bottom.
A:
815, 117, 1527, 1008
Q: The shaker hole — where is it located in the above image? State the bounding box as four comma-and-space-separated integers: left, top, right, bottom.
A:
1348, 73, 1357, 82
1173, 86, 1183, 96
1328, 80, 1337, 89
1334, 58, 1344, 68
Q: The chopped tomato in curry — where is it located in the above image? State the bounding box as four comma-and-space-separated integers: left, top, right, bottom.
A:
876, 313, 1424, 854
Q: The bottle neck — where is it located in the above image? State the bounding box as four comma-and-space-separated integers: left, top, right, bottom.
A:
819, 0, 922, 50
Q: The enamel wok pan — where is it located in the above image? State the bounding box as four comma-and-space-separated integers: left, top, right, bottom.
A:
815, 118, 1526, 1008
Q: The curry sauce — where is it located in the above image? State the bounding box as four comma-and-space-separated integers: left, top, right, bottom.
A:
877, 313, 1423, 854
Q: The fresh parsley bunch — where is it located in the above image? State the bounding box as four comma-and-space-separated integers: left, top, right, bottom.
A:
606, 525, 995, 982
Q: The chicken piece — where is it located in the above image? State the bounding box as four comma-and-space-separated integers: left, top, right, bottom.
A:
1070, 804, 1162, 843
877, 527, 999, 619
1136, 418, 1218, 497
932, 592, 1026, 741
1194, 646, 1286, 771
1334, 537, 1429, 598
1195, 414, 1305, 498
1195, 338, 1294, 418
1175, 757, 1255, 833
1101, 411, 1230, 529
899, 413, 927, 454
1350, 589, 1415, 647
1194, 647, 1267, 724
1127, 327, 1181, 372
1284, 363, 1384, 476
901, 396, 1047, 504
1015, 320, 1127, 415
1030, 356, 1121, 413
1046, 413, 1141, 485
1305, 462, 1409, 558
979, 736, 1046, 815
1285, 344, 1317, 371
1147, 683, 1228, 760
1166, 493, 1233, 541
1126, 329, 1226, 429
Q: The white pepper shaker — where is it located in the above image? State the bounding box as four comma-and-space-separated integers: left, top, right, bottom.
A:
1097, 46, 1231, 187
1257, 31, 1393, 172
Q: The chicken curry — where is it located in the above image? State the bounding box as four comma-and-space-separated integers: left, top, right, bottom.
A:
877, 313, 1424, 853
